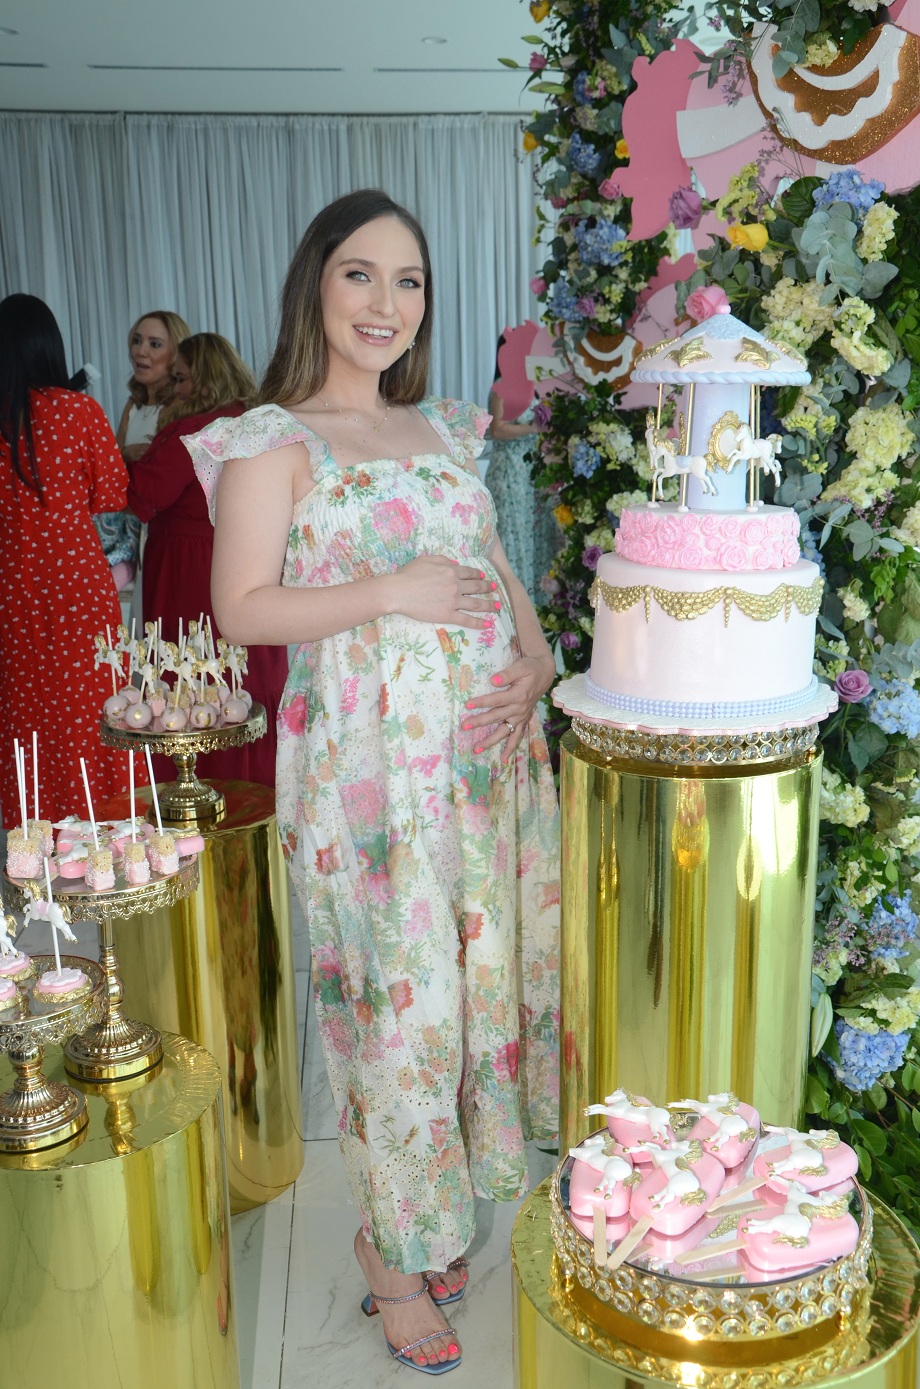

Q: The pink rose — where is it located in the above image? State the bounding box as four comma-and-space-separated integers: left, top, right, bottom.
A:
677, 544, 705, 568
784, 541, 802, 564
700, 514, 723, 536
835, 670, 873, 703
685, 284, 731, 322
598, 176, 620, 199
720, 516, 740, 538
529, 52, 547, 71
530, 275, 547, 295
765, 513, 784, 535
741, 519, 765, 545
658, 518, 682, 548
678, 513, 698, 534
720, 544, 748, 571
752, 548, 773, 570
624, 535, 653, 563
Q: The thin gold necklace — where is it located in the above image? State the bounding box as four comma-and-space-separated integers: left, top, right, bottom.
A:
322, 399, 391, 433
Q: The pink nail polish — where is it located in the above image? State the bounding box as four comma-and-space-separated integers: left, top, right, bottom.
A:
462, 722, 472, 731
494, 601, 501, 610
479, 570, 486, 578
491, 675, 503, 687
474, 745, 484, 754
491, 581, 498, 590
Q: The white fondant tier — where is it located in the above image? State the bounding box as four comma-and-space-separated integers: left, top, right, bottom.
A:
589, 551, 825, 718
615, 504, 801, 572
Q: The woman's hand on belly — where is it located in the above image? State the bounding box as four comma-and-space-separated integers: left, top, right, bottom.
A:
461, 652, 556, 761
384, 555, 495, 630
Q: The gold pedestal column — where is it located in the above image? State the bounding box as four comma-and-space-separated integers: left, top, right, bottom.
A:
0, 1035, 239, 1389
560, 731, 822, 1152
512, 1182, 920, 1389
105, 781, 304, 1212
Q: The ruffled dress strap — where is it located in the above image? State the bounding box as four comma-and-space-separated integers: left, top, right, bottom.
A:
418, 397, 491, 469
184, 403, 329, 524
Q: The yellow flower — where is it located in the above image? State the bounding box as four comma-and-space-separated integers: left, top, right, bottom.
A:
615, 138, 629, 159
726, 223, 769, 252
553, 503, 575, 528
522, 131, 539, 153
530, 0, 550, 19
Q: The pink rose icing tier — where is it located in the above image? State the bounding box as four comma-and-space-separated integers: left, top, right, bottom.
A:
34, 966, 89, 998
615, 504, 801, 572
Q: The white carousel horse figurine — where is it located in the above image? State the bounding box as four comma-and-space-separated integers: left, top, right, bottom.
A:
652, 450, 719, 508
729, 426, 783, 508
23, 897, 77, 942
627, 1139, 705, 1210
0, 913, 19, 958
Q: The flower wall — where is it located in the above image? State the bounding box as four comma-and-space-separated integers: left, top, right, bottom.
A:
511, 0, 920, 1229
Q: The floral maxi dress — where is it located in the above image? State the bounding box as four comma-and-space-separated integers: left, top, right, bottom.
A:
187, 398, 560, 1273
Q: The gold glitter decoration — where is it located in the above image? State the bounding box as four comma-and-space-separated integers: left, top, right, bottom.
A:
710, 1212, 743, 1238
802, 1194, 851, 1221
774, 1233, 810, 1248
680, 1187, 708, 1206
634, 334, 681, 365
667, 338, 713, 368
590, 576, 824, 626
570, 718, 820, 768
705, 409, 746, 472
735, 338, 778, 369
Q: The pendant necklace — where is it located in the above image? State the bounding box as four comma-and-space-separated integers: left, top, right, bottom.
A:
322, 400, 391, 433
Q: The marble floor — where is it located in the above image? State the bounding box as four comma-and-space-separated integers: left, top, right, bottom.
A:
11, 870, 556, 1389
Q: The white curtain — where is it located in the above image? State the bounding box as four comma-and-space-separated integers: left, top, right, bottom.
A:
0, 112, 535, 424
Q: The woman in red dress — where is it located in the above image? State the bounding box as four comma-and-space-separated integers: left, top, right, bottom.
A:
128, 333, 288, 787
0, 294, 135, 824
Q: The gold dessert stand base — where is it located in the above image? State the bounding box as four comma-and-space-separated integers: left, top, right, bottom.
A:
512, 1180, 920, 1389
0, 1034, 240, 1389
100, 704, 267, 828
559, 730, 822, 1151
0, 953, 106, 1152
102, 780, 304, 1212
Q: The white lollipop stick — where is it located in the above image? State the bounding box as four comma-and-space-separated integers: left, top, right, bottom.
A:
44, 857, 62, 976
206, 615, 215, 659
145, 745, 163, 835
32, 731, 39, 821
129, 753, 136, 843
79, 757, 100, 850
13, 739, 28, 834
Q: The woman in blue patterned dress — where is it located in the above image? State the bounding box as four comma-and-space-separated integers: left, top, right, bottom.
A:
187, 191, 559, 1376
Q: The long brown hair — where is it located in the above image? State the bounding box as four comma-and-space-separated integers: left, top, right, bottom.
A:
260, 189, 433, 408
126, 310, 192, 407
157, 333, 257, 429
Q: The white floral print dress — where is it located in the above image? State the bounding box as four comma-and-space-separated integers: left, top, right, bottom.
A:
187, 397, 560, 1273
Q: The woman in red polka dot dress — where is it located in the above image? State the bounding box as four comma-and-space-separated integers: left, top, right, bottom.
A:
0, 294, 138, 825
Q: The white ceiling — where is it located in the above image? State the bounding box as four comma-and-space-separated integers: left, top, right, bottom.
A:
0, 0, 540, 114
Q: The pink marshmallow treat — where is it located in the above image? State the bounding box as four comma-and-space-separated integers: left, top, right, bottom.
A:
584, 1089, 674, 1152
753, 1126, 859, 1194
674, 1092, 761, 1169
147, 833, 179, 875
6, 833, 41, 879
175, 833, 205, 856
85, 848, 115, 891
123, 842, 151, 885
628, 1140, 726, 1236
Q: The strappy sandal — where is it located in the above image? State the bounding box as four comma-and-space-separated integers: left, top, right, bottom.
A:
424, 1257, 469, 1307
360, 1281, 461, 1375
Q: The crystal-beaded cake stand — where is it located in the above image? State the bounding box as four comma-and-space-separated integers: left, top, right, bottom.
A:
99, 703, 267, 826
5, 860, 198, 1083
0, 953, 106, 1151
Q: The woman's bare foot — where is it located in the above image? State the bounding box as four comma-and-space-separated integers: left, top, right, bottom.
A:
355, 1231, 462, 1368
425, 1258, 468, 1301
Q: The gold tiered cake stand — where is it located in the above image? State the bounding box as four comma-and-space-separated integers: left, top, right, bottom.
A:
100, 703, 266, 826
5, 861, 198, 1083
0, 953, 106, 1151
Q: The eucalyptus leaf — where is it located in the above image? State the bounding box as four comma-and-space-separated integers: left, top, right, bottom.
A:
861, 260, 899, 299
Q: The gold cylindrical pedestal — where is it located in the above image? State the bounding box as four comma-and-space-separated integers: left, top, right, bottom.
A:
0, 1034, 239, 1389
107, 781, 304, 1212
512, 1181, 920, 1389
560, 731, 822, 1151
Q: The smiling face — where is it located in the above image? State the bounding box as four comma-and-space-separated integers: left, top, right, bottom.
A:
319, 216, 426, 384
130, 316, 174, 398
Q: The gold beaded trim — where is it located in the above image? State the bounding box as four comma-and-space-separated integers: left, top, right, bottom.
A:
571, 718, 819, 767
590, 576, 823, 626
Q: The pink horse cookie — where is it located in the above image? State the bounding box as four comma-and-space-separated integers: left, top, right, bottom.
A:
584, 1089, 673, 1154
568, 1134, 638, 1220
741, 1181, 859, 1272
753, 1126, 859, 1194
671, 1092, 760, 1169
628, 1139, 725, 1236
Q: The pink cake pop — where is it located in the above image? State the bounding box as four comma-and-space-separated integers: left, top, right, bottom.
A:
741, 1181, 859, 1273
753, 1126, 859, 1194
672, 1092, 761, 1169
628, 1139, 726, 1237
221, 697, 248, 724
104, 693, 129, 724
568, 1133, 638, 1220
162, 705, 189, 731
189, 703, 218, 729
125, 701, 153, 728
584, 1089, 674, 1154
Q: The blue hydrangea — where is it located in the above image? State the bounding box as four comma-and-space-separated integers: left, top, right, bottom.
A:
573, 72, 594, 105
545, 279, 583, 323
573, 218, 627, 267
813, 169, 884, 218
571, 440, 602, 479
799, 527, 826, 578
568, 131, 602, 177
866, 676, 920, 739
865, 892, 918, 961
828, 1019, 909, 1092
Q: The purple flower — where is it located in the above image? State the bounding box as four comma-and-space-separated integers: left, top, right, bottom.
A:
575, 295, 597, 318
835, 669, 873, 703
560, 631, 581, 649
533, 400, 553, 429
582, 545, 603, 570
669, 186, 703, 230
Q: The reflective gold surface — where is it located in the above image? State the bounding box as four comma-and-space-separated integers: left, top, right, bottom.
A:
512, 1180, 920, 1388
559, 733, 822, 1151
0, 1034, 239, 1388
108, 781, 304, 1211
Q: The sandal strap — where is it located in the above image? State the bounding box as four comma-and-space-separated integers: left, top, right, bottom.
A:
446, 1258, 468, 1271
369, 1281, 428, 1307
396, 1329, 457, 1357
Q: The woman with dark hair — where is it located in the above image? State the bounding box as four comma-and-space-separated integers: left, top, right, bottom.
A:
186, 190, 559, 1375
0, 293, 134, 822
128, 332, 287, 787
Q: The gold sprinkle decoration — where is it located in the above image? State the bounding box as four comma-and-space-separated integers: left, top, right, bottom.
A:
711, 1212, 742, 1239
634, 334, 681, 365
680, 1188, 708, 1206
624, 1171, 643, 1189
735, 337, 778, 369
812, 1131, 841, 1150
797, 1162, 829, 1178
802, 1194, 851, 1221
774, 1234, 810, 1248
591, 576, 824, 626
666, 337, 713, 368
